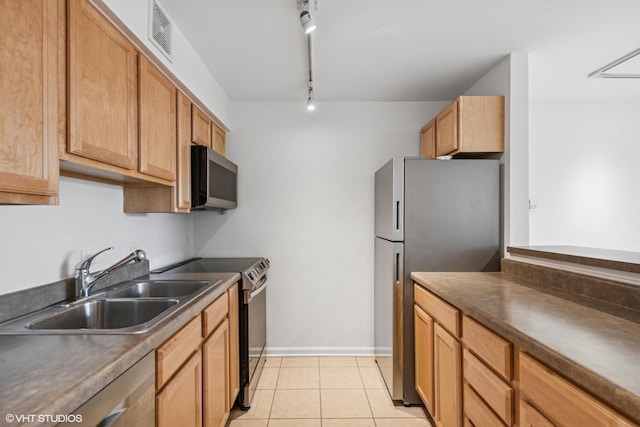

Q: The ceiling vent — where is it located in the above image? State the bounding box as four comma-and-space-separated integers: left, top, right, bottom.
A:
148, 0, 172, 62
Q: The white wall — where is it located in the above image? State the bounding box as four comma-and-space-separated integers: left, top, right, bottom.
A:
0, 177, 193, 295
193, 101, 447, 355
464, 53, 530, 253
98, 0, 233, 128
529, 100, 640, 251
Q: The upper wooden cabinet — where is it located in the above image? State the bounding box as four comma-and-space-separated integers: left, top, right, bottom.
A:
2, 0, 227, 209
420, 120, 436, 159
192, 104, 226, 156
139, 56, 176, 181
66, 0, 138, 170
192, 105, 212, 147
123, 90, 191, 213
63, 0, 184, 188
175, 91, 192, 211
212, 123, 226, 156
0, 0, 59, 205
420, 96, 504, 158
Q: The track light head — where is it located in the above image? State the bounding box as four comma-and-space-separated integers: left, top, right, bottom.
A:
306, 97, 316, 111
300, 10, 316, 34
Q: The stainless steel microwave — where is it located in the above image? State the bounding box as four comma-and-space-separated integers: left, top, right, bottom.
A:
191, 145, 238, 211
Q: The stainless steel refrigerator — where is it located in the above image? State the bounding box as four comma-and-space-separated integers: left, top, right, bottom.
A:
374, 157, 500, 405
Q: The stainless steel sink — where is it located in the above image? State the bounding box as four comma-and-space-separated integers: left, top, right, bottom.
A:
0, 278, 221, 335
106, 280, 212, 298
26, 299, 179, 331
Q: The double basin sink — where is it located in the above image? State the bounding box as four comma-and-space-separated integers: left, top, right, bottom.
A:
0, 279, 220, 334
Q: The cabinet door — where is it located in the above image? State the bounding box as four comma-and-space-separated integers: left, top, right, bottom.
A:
420, 120, 436, 159
436, 100, 458, 157
212, 123, 226, 156
228, 284, 240, 406
414, 305, 434, 416
139, 56, 176, 181
157, 351, 203, 427
434, 323, 461, 427
203, 318, 230, 427
175, 92, 192, 211
0, 0, 59, 204
192, 105, 212, 147
67, 0, 138, 170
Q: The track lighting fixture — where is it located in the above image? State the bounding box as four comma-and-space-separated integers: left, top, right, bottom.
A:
297, 0, 318, 111
299, 0, 317, 34
306, 97, 316, 111
307, 86, 316, 111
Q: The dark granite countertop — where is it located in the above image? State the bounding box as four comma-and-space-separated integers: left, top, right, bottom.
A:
411, 271, 640, 423
0, 272, 240, 427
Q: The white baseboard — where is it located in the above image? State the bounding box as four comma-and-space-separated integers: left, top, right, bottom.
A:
266, 347, 375, 357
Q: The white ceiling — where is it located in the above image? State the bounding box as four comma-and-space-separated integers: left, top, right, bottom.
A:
159, 0, 640, 102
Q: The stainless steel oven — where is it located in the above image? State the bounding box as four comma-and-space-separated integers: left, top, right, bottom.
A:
151, 257, 270, 409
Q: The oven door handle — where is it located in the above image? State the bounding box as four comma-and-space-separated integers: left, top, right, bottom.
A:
244, 279, 267, 304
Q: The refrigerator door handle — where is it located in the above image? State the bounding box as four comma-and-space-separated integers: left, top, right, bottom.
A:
395, 252, 400, 283
395, 201, 400, 231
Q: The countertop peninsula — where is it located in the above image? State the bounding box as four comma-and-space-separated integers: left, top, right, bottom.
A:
411, 268, 640, 423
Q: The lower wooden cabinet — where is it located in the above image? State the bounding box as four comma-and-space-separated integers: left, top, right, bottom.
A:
414, 304, 434, 415
463, 349, 512, 425
414, 281, 639, 427
156, 284, 240, 427
157, 351, 202, 427
434, 323, 462, 427
463, 383, 505, 427
204, 318, 230, 427
519, 352, 636, 427
520, 400, 554, 427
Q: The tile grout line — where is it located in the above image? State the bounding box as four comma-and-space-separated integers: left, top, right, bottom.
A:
358, 362, 378, 426
267, 358, 281, 422
318, 360, 323, 424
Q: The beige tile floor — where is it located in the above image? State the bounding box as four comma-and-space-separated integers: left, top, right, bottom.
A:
227, 357, 433, 427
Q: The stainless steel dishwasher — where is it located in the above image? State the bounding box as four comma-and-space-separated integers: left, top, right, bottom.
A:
58, 352, 155, 427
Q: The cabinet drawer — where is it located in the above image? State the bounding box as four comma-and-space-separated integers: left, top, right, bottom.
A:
462, 315, 512, 380
464, 383, 506, 427
414, 284, 459, 337
463, 349, 513, 425
157, 314, 202, 390
520, 352, 635, 427
203, 293, 228, 338
520, 400, 554, 427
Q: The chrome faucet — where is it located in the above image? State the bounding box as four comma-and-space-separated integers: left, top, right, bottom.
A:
75, 248, 147, 298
